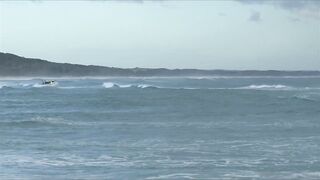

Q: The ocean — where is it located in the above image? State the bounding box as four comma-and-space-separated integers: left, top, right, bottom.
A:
0, 77, 320, 179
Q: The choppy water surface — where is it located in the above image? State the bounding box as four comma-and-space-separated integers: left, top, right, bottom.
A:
1, 77, 320, 179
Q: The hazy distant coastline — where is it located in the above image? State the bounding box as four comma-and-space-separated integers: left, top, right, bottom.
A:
1, 52, 320, 77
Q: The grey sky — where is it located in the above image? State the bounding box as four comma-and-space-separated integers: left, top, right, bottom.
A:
0, 0, 319, 70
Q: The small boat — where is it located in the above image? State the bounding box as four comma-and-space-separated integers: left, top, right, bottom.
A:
42, 80, 56, 85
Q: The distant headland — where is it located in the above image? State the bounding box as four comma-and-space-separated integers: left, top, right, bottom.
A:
1, 52, 319, 77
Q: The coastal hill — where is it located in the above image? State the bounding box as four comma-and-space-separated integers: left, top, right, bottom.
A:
0, 52, 319, 77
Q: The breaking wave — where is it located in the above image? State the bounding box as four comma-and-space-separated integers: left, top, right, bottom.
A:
102, 82, 157, 89
239, 84, 291, 90
0, 82, 58, 89
100, 83, 306, 91
100, 83, 317, 91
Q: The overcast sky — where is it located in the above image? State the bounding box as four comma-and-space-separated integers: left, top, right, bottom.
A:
0, 0, 319, 70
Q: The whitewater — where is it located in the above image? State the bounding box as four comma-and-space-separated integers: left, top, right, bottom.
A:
1, 76, 320, 179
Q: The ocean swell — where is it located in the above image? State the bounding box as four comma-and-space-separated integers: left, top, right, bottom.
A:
0, 117, 89, 127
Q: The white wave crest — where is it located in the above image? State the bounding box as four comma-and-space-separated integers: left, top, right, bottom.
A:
58, 86, 94, 89
0, 82, 8, 89
102, 82, 156, 89
133, 84, 154, 88
19, 83, 32, 87
146, 173, 198, 179
0, 82, 58, 89
240, 84, 290, 90
102, 82, 119, 88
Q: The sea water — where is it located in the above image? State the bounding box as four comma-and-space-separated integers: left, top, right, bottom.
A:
0, 77, 320, 179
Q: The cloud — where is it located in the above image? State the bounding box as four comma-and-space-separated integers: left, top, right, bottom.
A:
248, 11, 261, 22
237, 0, 320, 19
288, 17, 301, 22
29, 0, 163, 3
89, 0, 165, 3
